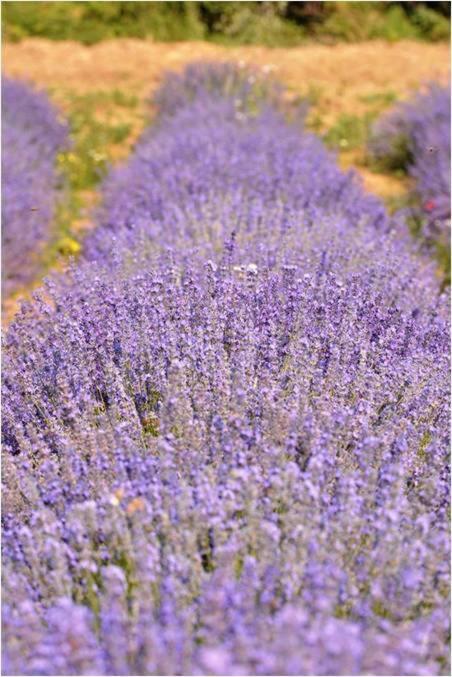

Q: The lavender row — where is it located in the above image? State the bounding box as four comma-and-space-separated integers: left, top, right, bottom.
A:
84, 64, 405, 265
2, 64, 450, 675
152, 61, 285, 120
2, 78, 68, 296
369, 83, 451, 244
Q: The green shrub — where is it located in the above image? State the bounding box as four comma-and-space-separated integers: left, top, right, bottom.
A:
411, 5, 451, 41
2, 1, 450, 45
319, 2, 421, 42
324, 112, 376, 151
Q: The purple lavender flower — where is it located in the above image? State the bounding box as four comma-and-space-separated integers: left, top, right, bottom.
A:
84, 65, 396, 264
153, 61, 285, 120
369, 84, 451, 243
2, 78, 68, 296
2, 63, 450, 676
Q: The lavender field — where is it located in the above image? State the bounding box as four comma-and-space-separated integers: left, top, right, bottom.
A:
1, 57, 451, 676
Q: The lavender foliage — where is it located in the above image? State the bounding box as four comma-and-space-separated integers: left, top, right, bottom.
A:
152, 61, 284, 119
2, 64, 450, 676
369, 84, 451, 243
85, 69, 397, 264
2, 77, 68, 296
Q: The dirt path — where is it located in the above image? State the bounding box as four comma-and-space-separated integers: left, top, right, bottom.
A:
2, 39, 450, 324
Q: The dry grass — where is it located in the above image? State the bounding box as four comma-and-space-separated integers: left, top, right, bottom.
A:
3, 38, 449, 105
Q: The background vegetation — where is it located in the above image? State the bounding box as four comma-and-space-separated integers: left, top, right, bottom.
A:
3, 1, 450, 46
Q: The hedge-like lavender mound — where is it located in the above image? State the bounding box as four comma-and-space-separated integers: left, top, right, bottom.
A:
2, 78, 68, 296
85, 66, 400, 264
2, 65, 450, 676
369, 84, 451, 243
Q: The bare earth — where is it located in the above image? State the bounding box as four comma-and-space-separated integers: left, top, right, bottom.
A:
2, 39, 450, 322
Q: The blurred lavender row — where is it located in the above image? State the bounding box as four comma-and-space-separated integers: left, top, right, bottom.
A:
369, 83, 451, 244
1, 78, 68, 296
2, 64, 450, 675
85, 63, 402, 264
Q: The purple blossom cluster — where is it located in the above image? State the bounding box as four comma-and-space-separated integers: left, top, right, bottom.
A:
2, 77, 68, 296
369, 84, 451, 243
2, 64, 450, 675
85, 66, 399, 264
152, 61, 285, 120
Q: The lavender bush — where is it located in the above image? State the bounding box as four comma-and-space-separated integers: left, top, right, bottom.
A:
369, 84, 451, 244
2, 78, 68, 296
85, 67, 398, 264
152, 61, 285, 119
2, 64, 450, 675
